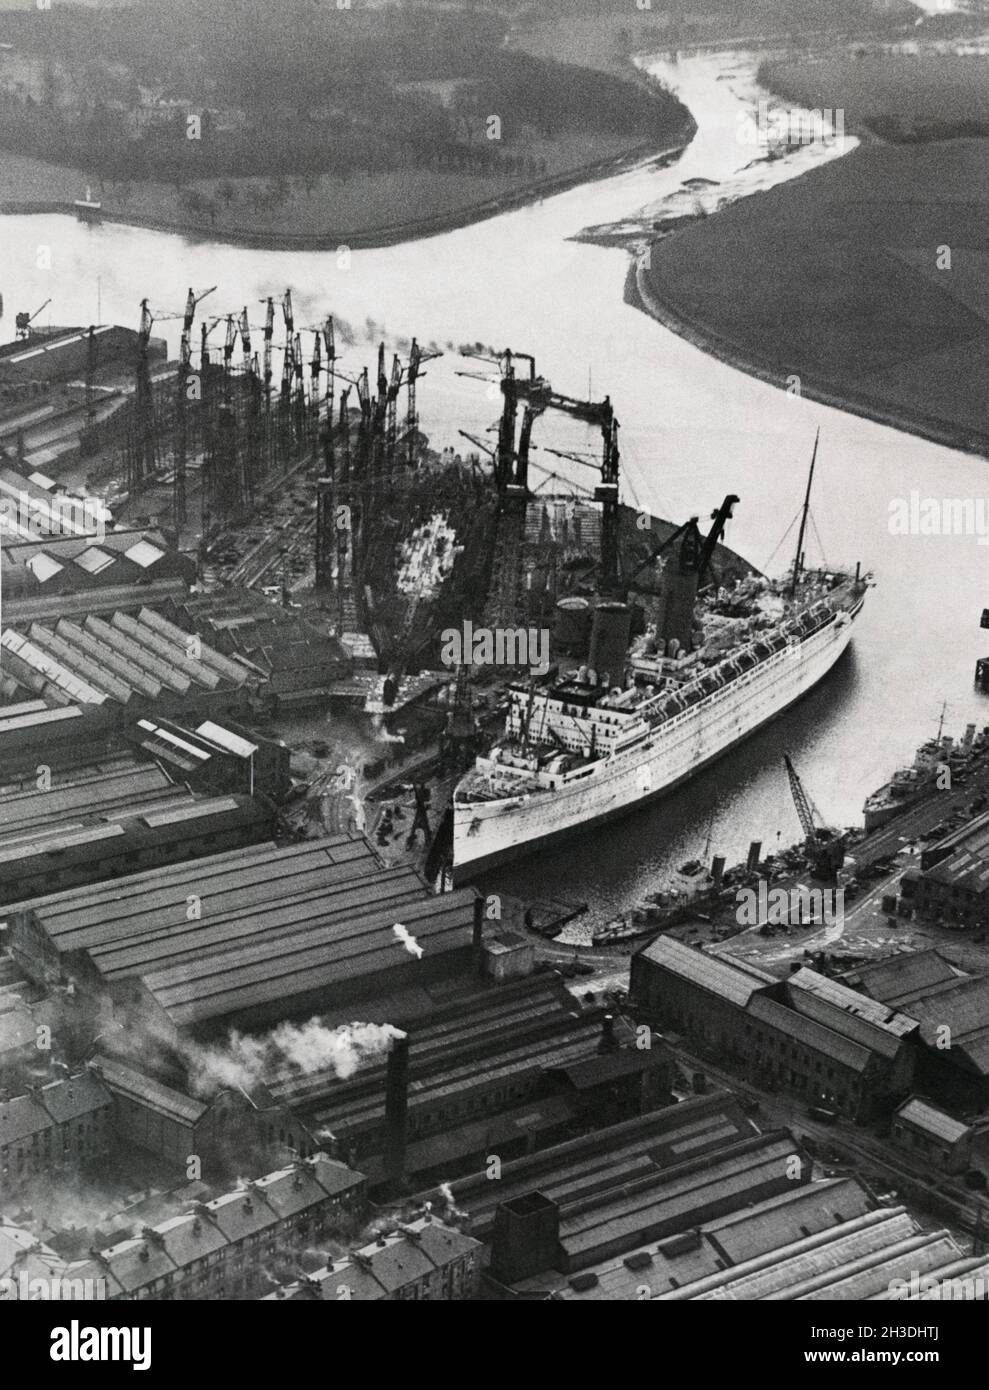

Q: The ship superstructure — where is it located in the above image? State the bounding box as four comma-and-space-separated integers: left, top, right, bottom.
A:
454, 566, 869, 877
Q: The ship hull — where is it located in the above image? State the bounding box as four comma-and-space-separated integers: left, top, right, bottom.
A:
453, 600, 861, 882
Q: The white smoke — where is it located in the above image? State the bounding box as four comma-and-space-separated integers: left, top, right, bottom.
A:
392, 924, 424, 960
186, 1019, 406, 1095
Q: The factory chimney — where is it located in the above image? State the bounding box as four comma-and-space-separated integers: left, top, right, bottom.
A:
598, 1013, 617, 1054
711, 855, 726, 890
383, 1035, 410, 1197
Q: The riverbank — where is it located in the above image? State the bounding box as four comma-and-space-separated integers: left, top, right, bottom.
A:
0, 131, 695, 253
630, 138, 989, 462
626, 254, 989, 463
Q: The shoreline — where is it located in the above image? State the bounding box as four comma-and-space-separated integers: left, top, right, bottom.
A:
0, 131, 695, 253
626, 254, 989, 465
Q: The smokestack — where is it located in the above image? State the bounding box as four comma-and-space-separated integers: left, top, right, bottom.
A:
598, 1013, 617, 1053
472, 895, 484, 973
383, 1035, 409, 1196
711, 855, 726, 889
746, 840, 762, 872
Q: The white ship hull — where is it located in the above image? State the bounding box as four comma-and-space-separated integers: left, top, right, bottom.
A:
453, 600, 861, 880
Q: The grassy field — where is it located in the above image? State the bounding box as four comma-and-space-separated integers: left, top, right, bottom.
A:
761, 53, 989, 140
641, 138, 989, 449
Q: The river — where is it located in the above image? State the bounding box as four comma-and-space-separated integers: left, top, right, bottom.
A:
2, 51, 986, 921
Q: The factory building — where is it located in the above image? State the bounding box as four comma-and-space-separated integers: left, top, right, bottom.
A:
0, 702, 121, 773
0, 1071, 113, 1197
0, 604, 263, 719
630, 939, 917, 1119
899, 812, 989, 927
6, 835, 481, 1039
265, 1215, 481, 1301
840, 950, 961, 1012
0, 467, 111, 545
0, 793, 275, 907
0, 529, 196, 601
126, 716, 291, 800
92, 1055, 318, 1181
65, 1154, 366, 1301
891, 1098, 974, 1175
267, 977, 671, 1190
162, 593, 352, 706
655, 1206, 988, 1301
0, 325, 165, 390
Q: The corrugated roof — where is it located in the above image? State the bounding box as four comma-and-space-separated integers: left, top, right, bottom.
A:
746, 994, 873, 1073
896, 1098, 972, 1145
841, 950, 958, 1008
638, 938, 775, 1007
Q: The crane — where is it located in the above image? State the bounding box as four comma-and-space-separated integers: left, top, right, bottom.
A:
15, 299, 51, 339
627, 494, 739, 594
405, 338, 441, 468
783, 752, 844, 880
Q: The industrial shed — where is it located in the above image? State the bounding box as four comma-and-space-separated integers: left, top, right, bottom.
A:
6, 836, 480, 1036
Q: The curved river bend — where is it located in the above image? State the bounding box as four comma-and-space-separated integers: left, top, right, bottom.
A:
2, 53, 985, 918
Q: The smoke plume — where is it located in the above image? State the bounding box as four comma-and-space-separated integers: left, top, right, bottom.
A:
392, 924, 424, 960
186, 1019, 406, 1096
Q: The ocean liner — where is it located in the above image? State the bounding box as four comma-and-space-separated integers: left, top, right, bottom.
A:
453, 445, 871, 879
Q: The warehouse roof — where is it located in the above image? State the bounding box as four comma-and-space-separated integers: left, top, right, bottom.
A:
11, 837, 476, 1029
906, 975, 989, 1074
895, 1098, 972, 1146
841, 951, 959, 1009
746, 994, 873, 1073
922, 812, 989, 896
636, 938, 775, 1007
93, 1056, 210, 1125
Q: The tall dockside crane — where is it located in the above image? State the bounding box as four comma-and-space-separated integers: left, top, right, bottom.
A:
784, 752, 845, 881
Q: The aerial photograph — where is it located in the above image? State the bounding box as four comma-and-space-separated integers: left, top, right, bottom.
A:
1, 0, 988, 1345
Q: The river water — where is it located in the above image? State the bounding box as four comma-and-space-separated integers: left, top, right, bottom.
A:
2, 52, 987, 920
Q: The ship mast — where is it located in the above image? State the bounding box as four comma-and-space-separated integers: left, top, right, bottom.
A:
790, 428, 820, 598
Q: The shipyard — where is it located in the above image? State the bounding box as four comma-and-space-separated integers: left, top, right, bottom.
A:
1, 0, 988, 1349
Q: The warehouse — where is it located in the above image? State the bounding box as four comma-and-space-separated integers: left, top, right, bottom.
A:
0, 529, 195, 600
0, 793, 275, 906
630, 939, 917, 1119
503, 1177, 875, 1301
0, 604, 263, 715
270, 978, 671, 1188
656, 1206, 984, 1301
485, 1127, 809, 1281
899, 813, 989, 928
6, 835, 480, 1037
92, 1054, 316, 1181
891, 1097, 974, 1174
0, 324, 164, 388
841, 950, 960, 1011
